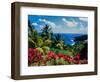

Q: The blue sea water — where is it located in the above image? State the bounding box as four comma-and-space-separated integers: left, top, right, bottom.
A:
53, 33, 87, 45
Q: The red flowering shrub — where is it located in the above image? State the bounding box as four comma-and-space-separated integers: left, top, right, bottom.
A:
57, 53, 73, 63
57, 53, 65, 59
28, 48, 35, 64
28, 48, 86, 66
64, 55, 72, 62
53, 54, 59, 59
28, 48, 43, 65
73, 53, 80, 64
74, 53, 80, 60
47, 51, 55, 60
47, 51, 74, 64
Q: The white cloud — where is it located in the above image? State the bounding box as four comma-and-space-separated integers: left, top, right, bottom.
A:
39, 19, 56, 28
79, 22, 84, 30
39, 19, 46, 22
79, 22, 87, 32
39, 25, 44, 29
79, 17, 88, 22
80, 27, 85, 31
31, 22, 38, 26
62, 18, 78, 27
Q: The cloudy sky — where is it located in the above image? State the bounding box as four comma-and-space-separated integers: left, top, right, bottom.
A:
28, 15, 88, 34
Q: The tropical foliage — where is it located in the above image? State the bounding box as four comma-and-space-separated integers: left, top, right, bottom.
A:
28, 20, 88, 66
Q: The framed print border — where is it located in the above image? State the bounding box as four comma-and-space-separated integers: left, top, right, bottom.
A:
11, 2, 98, 80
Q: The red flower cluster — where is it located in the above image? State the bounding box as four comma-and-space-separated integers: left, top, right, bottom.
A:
74, 53, 80, 60
47, 51, 74, 63
47, 51, 58, 60
28, 48, 82, 65
28, 48, 43, 64
57, 53, 71, 61
73, 53, 80, 64
47, 51, 81, 64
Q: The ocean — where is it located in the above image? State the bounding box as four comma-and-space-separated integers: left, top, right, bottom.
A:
53, 33, 87, 45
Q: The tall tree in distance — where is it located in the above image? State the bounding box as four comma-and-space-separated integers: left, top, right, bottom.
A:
41, 24, 52, 40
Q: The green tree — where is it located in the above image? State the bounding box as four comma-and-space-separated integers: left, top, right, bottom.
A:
28, 20, 44, 48
72, 41, 85, 56
41, 25, 52, 40
52, 34, 64, 49
40, 24, 53, 47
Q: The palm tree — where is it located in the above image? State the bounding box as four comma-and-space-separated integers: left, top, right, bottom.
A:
52, 34, 64, 49
41, 24, 52, 40
40, 24, 53, 47
28, 20, 44, 48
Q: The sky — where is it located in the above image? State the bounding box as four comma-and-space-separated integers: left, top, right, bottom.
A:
28, 15, 88, 34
